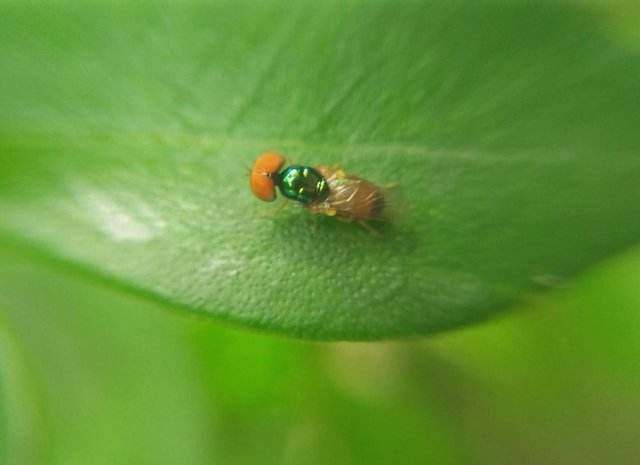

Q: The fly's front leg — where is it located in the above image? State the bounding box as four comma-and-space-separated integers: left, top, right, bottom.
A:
260, 199, 289, 218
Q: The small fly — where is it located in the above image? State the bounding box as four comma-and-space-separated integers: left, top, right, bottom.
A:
249, 152, 400, 234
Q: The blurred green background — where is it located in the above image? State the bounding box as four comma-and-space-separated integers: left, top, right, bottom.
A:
2, 0, 640, 463
2, 239, 640, 464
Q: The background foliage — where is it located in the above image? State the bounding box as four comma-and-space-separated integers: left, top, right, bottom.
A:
1, 0, 640, 463
2, 244, 640, 464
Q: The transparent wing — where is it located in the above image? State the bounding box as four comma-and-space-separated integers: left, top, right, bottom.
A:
313, 169, 405, 222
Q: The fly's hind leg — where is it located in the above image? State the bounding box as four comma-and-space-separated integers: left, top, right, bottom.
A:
357, 220, 381, 236
334, 214, 380, 236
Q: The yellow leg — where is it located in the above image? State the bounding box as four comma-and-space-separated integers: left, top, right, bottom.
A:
334, 215, 380, 236
260, 199, 289, 218
357, 220, 381, 236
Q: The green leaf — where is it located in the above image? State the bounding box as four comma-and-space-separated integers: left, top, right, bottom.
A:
1, 0, 639, 340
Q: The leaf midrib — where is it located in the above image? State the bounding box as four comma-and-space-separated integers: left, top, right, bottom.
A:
0, 129, 590, 164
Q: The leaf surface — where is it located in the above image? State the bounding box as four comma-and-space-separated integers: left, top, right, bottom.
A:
1, 0, 640, 339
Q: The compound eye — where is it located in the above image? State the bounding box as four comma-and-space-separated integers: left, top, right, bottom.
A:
249, 152, 286, 202
250, 174, 277, 202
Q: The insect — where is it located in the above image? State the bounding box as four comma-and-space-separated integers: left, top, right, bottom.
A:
249, 152, 399, 234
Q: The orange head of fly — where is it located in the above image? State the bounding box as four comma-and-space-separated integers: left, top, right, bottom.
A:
249, 152, 286, 202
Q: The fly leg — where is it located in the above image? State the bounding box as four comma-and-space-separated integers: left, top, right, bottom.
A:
356, 220, 381, 236
334, 215, 380, 236
260, 199, 289, 218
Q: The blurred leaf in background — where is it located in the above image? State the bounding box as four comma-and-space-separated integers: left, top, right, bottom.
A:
2, 244, 640, 464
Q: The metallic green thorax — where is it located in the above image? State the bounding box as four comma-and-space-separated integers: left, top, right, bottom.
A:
277, 166, 329, 204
